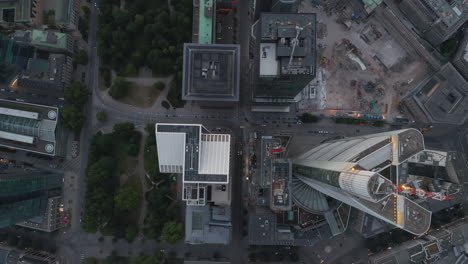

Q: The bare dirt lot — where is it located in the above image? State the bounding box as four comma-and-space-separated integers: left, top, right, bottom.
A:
298, 1, 431, 121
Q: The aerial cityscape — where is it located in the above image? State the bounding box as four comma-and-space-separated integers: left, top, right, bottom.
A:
0, 0, 468, 263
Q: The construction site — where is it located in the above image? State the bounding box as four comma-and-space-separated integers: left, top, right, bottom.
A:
297, 0, 431, 121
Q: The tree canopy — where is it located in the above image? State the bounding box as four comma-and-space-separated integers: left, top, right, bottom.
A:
65, 82, 88, 106
114, 186, 139, 211
74, 49, 89, 65
300, 113, 319, 123
161, 221, 183, 244
440, 38, 458, 54
97, 0, 192, 75
61, 106, 84, 131
109, 76, 130, 99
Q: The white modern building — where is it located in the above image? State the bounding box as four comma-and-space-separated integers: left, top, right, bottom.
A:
155, 123, 231, 206
155, 123, 232, 244
292, 129, 432, 235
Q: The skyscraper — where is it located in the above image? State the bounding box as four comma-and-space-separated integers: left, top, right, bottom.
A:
291, 129, 432, 235
0, 169, 63, 228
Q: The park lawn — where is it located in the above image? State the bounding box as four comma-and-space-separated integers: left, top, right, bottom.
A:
115, 82, 160, 108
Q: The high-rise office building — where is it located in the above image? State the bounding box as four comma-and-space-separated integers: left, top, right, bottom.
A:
398, 0, 468, 47
0, 169, 63, 228
291, 129, 432, 235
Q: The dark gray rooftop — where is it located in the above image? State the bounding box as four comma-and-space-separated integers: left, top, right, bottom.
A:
414, 63, 468, 125
182, 43, 240, 102
18, 54, 72, 93
248, 211, 332, 246
255, 13, 317, 101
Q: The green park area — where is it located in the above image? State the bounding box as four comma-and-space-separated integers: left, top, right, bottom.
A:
81, 123, 142, 240
97, 0, 192, 76
61, 82, 89, 132
97, 0, 191, 108
82, 124, 183, 244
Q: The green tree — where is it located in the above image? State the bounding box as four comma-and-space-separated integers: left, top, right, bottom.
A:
100, 67, 112, 88
167, 72, 185, 108
300, 113, 319, 123
65, 82, 88, 106
161, 221, 183, 244
153, 81, 165, 91
114, 186, 139, 211
109, 77, 130, 99
161, 100, 170, 109
96, 111, 108, 122
61, 106, 85, 131
113, 122, 135, 139
126, 144, 139, 156
74, 49, 89, 65
126, 225, 138, 242
124, 63, 137, 76
86, 157, 115, 185
440, 38, 457, 54
82, 6, 91, 20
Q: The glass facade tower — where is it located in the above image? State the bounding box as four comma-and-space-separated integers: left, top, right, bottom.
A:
0, 171, 62, 228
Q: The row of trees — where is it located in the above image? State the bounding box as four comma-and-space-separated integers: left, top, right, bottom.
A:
78, 6, 90, 41
61, 82, 88, 131
97, 0, 192, 76
300, 113, 320, 123
86, 249, 166, 264
74, 49, 89, 66
167, 72, 185, 108
81, 123, 141, 238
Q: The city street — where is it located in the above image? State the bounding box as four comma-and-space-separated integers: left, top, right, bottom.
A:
7, 0, 467, 264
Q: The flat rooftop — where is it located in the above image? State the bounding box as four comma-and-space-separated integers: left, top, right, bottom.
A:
270, 159, 292, 211
198, 0, 214, 44
260, 136, 282, 187
156, 124, 229, 183
18, 54, 72, 93
255, 13, 317, 100
414, 63, 468, 125
16, 196, 64, 232
185, 204, 231, 244
419, 0, 468, 28
182, 43, 240, 102
0, 99, 58, 156
248, 211, 333, 246
12, 30, 71, 52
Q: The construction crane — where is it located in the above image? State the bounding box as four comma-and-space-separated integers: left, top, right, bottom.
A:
268, 148, 284, 154
393, 184, 452, 201
288, 26, 304, 71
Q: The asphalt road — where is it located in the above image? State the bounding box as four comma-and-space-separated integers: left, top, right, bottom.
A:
50, 0, 468, 263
